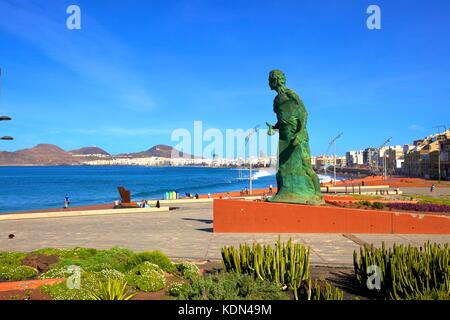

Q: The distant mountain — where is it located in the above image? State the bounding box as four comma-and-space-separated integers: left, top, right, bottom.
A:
70, 146, 110, 156
125, 144, 195, 158
0, 143, 195, 166
0, 144, 82, 166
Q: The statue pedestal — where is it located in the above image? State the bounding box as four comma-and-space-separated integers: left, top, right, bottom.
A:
213, 199, 450, 234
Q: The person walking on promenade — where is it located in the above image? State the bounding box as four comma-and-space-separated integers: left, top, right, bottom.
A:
430, 184, 436, 192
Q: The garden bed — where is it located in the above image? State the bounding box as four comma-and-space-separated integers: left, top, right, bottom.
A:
327, 200, 450, 216
0, 240, 448, 300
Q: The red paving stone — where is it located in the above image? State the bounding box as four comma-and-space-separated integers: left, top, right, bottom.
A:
0, 278, 65, 292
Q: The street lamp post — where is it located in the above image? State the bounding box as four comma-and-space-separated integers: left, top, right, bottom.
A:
328, 132, 343, 186
1, 67, 13, 141
245, 125, 260, 195
377, 137, 392, 179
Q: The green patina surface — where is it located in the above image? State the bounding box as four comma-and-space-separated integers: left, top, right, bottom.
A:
266, 70, 323, 205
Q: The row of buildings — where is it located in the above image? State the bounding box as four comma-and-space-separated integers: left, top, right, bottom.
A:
84, 155, 276, 168
335, 130, 450, 180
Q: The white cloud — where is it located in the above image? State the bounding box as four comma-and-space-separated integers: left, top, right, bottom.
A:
408, 124, 426, 132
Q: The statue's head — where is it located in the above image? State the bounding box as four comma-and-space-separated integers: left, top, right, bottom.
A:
268, 70, 286, 91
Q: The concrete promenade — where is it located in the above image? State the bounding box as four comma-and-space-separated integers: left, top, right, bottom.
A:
1, 202, 449, 267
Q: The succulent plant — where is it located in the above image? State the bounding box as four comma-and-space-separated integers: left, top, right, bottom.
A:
353, 241, 449, 300
222, 237, 309, 300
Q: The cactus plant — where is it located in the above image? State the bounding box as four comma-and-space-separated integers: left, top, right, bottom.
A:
221, 237, 310, 300
353, 241, 449, 300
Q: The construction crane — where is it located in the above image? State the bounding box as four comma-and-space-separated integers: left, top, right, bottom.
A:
327, 132, 343, 186
377, 137, 392, 178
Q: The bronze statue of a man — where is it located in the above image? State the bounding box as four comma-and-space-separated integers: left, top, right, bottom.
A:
266, 70, 323, 205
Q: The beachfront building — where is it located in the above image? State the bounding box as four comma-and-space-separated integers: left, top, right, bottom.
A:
345, 150, 364, 167
378, 145, 404, 174
402, 130, 450, 180
363, 148, 378, 167
313, 155, 346, 170
83, 155, 276, 168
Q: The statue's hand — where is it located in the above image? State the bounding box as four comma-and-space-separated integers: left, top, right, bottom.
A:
266, 122, 274, 136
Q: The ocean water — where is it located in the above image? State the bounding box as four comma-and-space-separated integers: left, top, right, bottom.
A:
0, 166, 334, 213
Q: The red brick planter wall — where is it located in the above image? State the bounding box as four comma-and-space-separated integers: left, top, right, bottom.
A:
213, 199, 450, 234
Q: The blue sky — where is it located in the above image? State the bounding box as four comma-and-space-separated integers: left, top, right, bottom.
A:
0, 0, 449, 156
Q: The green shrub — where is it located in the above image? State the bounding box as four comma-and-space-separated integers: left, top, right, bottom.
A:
95, 269, 125, 281
88, 278, 136, 300
0, 265, 38, 281
357, 200, 371, 207
125, 262, 165, 292
176, 262, 200, 280
371, 202, 385, 210
50, 247, 137, 273
41, 272, 103, 300
178, 272, 290, 300
136, 251, 175, 272
168, 282, 190, 297
40, 266, 83, 279
0, 252, 27, 267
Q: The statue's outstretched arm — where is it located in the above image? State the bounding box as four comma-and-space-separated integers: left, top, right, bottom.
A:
266, 121, 279, 136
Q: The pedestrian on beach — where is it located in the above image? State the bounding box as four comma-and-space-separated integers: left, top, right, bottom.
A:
207, 193, 211, 199
64, 194, 70, 209
269, 184, 273, 194
156, 200, 160, 208
430, 184, 436, 192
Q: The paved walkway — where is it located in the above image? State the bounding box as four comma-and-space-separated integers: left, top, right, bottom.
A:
1, 203, 448, 266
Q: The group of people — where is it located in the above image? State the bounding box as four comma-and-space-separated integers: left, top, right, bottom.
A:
64, 183, 278, 209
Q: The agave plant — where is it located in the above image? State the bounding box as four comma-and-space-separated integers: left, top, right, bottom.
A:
89, 278, 136, 300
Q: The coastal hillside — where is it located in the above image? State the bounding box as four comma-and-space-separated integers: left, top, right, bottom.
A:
70, 146, 110, 156
0, 144, 193, 166
125, 144, 195, 158
0, 144, 82, 166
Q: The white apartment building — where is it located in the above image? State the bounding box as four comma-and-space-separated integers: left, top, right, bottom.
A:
345, 150, 364, 166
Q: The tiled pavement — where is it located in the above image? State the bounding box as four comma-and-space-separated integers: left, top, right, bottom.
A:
1, 203, 448, 266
